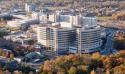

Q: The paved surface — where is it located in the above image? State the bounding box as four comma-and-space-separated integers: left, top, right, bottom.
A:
100, 28, 118, 55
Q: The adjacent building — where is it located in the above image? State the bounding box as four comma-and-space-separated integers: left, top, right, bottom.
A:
7, 19, 39, 30
80, 16, 97, 27
25, 3, 36, 12
77, 26, 102, 53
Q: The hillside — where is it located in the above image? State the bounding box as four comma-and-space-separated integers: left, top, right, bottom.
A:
38, 51, 125, 74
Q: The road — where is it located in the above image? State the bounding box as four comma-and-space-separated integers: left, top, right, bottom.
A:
100, 28, 118, 55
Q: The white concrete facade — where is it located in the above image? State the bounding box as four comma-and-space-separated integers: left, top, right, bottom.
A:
77, 26, 102, 53
37, 25, 76, 52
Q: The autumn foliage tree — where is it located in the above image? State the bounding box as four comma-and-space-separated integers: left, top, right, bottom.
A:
112, 12, 125, 20
68, 66, 77, 74
112, 65, 125, 74
113, 31, 125, 50
38, 51, 125, 74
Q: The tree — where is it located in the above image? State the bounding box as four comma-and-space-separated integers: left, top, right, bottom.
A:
43, 60, 52, 72
68, 66, 77, 74
0, 18, 3, 21
0, 30, 8, 38
54, 57, 65, 68
57, 68, 66, 74
57, 71, 65, 74
92, 52, 101, 59
112, 12, 125, 20
41, 71, 48, 74
10, 53, 14, 60
27, 40, 36, 45
105, 69, 110, 74
0, 64, 3, 74
0, 49, 3, 56
90, 70, 96, 74
113, 65, 125, 74
2, 52, 5, 57
77, 65, 87, 74
48, 71, 53, 74
113, 32, 125, 50
103, 57, 113, 69
0, 70, 3, 74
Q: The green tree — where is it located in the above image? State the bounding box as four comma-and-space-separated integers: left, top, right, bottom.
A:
0, 30, 8, 38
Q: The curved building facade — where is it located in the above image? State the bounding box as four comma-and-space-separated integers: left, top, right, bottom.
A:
77, 26, 102, 53
37, 25, 76, 53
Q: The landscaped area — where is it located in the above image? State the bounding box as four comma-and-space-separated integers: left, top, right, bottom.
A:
97, 16, 112, 21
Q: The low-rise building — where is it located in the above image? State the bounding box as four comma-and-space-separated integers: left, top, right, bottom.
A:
7, 19, 39, 30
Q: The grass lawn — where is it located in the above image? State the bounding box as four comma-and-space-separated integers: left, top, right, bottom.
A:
97, 16, 112, 21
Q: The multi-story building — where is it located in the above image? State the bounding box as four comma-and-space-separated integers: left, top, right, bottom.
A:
25, 3, 36, 12
32, 10, 97, 27
7, 19, 39, 30
80, 16, 97, 27
37, 25, 76, 53
56, 14, 80, 26
77, 26, 102, 53
36, 10, 102, 53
